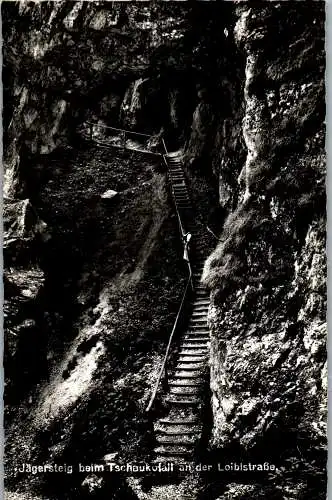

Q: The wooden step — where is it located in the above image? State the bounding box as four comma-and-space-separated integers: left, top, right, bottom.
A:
183, 335, 209, 341
183, 338, 209, 345
154, 445, 193, 456
156, 435, 197, 445
178, 349, 208, 366
169, 379, 203, 387
179, 351, 206, 363
170, 378, 203, 386
179, 353, 208, 359
170, 386, 201, 395
182, 341, 209, 347
152, 455, 188, 465
154, 426, 199, 436
158, 418, 198, 425
179, 348, 208, 354
192, 304, 209, 310
176, 363, 206, 371
188, 328, 209, 334
188, 318, 208, 325
184, 332, 209, 338
174, 370, 205, 379
179, 352, 208, 359
180, 351, 208, 357
165, 396, 201, 405
184, 328, 208, 334
178, 354, 207, 361
181, 343, 209, 349
174, 368, 205, 376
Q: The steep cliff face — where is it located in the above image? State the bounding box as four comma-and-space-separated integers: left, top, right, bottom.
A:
201, 3, 326, 497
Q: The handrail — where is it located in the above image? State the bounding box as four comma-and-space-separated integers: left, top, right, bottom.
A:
86, 120, 151, 138
146, 146, 194, 413
206, 225, 221, 241
161, 138, 168, 155
146, 268, 192, 413
84, 123, 195, 414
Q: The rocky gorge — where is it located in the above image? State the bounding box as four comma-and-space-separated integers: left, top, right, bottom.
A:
3, 2, 326, 500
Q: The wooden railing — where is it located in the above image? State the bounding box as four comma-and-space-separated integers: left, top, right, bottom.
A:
84, 121, 161, 156
86, 120, 151, 138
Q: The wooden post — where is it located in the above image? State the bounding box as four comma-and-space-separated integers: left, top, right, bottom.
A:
89, 123, 93, 141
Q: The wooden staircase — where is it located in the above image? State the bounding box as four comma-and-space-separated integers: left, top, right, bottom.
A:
153, 152, 211, 463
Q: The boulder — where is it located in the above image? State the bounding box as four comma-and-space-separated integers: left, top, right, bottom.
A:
100, 189, 118, 200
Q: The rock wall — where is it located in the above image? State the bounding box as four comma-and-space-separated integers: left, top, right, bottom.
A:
201, 3, 326, 497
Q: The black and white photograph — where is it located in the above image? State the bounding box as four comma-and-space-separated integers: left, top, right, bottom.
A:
3, 2, 327, 499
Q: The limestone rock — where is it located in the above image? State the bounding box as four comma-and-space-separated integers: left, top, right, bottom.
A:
201, 4, 326, 496
100, 189, 118, 200
81, 474, 105, 495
